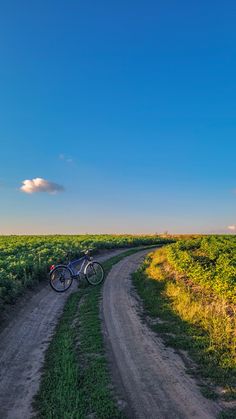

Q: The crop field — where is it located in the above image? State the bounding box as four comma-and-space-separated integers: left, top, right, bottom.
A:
166, 235, 236, 303
0, 235, 236, 418
0, 234, 172, 307
134, 235, 236, 404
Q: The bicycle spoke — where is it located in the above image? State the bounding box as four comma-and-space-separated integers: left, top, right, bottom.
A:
50, 266, 73, 292
85, 262, 104, 285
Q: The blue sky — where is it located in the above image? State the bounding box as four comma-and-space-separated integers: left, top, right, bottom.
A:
0, 0, 236, 234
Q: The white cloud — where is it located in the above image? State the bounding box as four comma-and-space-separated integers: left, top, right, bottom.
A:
20, 178, 64, 194
59, 153, 73, 164
227, 225, 236, 231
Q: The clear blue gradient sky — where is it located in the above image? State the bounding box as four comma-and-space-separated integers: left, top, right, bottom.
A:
0, 1, 236, 234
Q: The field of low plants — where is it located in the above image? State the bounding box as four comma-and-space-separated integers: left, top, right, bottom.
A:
134, 235, 236, 405
166, 235, 236, 303
0, 234, 171, 307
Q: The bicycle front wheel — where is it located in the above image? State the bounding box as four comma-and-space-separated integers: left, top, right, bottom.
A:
50, 265, 73, 292
85, 262, 104, 286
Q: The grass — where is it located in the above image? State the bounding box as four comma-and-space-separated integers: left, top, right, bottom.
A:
132, 248, 236, 412
218, 408, 236, 418
34, 246, 155, 419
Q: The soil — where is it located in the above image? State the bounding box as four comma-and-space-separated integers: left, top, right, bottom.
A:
102, 249, 221, 419
0, 249, 125, 419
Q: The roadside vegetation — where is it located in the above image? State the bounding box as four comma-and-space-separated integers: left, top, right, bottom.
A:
133, 236, 236, 417
0, 234, 172, 308
34, 248, 152, 419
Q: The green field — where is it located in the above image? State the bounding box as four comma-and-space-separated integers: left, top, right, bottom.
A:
166, 235, 236, 303
1, 234, 236, 417
0, 234, 172, 307
133, 235, 236, 405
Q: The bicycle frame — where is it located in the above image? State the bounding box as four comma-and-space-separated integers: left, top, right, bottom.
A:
67, 255, 91, 277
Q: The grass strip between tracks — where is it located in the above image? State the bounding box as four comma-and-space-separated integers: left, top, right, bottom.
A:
34, 247, 154, 419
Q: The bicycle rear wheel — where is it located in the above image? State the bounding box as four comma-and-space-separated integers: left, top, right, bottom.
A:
85, 262, 104, 285
50, 265, 73, 292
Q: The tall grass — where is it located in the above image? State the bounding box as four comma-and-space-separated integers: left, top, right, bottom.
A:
137, 247, 236, 390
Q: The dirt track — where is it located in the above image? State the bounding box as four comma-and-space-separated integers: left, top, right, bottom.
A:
102, 250, 221, 419
0, 249, 124, 419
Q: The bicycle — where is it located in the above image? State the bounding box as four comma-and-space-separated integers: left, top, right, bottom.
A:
49, 249, 104, 292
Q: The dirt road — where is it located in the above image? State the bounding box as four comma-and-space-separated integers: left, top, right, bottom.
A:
102, 250, 221, 419
0, 249, 125, 419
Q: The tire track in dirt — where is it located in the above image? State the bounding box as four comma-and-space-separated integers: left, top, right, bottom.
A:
0, 249, 125, 419
102, 250, 221, 419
